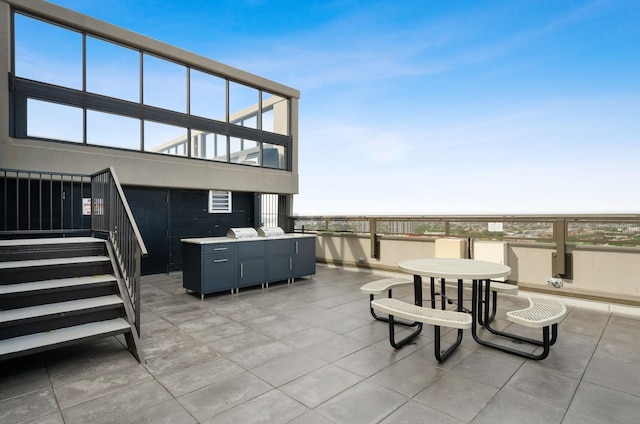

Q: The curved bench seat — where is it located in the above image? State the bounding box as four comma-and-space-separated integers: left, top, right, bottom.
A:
371, 297, 470, 362
360, 277, 415, 326
507, 297, 567, 327
478, 296, 567, 360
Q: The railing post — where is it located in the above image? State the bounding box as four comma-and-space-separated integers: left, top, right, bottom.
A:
134, 244, 141, 335
553, 218, 566, 277
370, 218, 379, 259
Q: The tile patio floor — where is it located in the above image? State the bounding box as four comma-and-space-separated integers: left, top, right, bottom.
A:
2, 264, 640, 423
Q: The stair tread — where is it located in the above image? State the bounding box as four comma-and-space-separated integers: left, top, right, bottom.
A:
0, 256, 110, 270
0, 275, 117, 295
0, 237, 105, 247
0, 295, 123, 323
0, 318, 131, 356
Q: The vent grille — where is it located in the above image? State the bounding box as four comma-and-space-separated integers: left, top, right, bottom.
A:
208, 190, 232, 213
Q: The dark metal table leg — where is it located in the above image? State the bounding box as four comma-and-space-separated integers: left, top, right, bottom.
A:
470, 280, 555, 360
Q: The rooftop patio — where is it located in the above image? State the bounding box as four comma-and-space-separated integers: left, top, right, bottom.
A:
2, 265, 640, 424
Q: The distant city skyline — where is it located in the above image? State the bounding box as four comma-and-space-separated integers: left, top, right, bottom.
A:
50, 0, 640, 215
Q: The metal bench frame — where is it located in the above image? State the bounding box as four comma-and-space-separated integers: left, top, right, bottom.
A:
434, 278, 517, 325
372, 281, 471, 362
361, 278, 418, 327
471, 281, 566, 360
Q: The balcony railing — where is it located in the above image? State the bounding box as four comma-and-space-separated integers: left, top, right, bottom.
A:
91, 168, 148, 334
292, 214, 640, 307
293, 215, 640, 247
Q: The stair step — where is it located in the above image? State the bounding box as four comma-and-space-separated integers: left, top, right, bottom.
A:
0, 237, 105, 248
0, 275, 117, 296
0, 295, 124, 325
0, 318, 131, 359
0, 256, 110, 271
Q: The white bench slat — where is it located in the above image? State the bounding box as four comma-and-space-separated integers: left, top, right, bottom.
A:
506, 297, 567, 328
439, 279, 518, 295
371, 298, 472, 330
360, 277, 412, 295
482, 281, 518, 295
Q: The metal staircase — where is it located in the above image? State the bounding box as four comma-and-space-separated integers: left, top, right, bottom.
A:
0, 237, 142, 362
1, 167, 147, 363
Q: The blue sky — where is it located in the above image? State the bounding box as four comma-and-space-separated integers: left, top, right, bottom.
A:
50, 0, 639, 215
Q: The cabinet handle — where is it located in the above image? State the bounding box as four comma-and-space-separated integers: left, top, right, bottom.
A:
289, 258, 292, 270
214, 247, 228, 251
295, 241, 299, 254
213, 259, 228, 263
240, 263, 244, 277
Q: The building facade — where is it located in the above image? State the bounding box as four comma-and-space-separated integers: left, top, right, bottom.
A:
0, 0, 301, 274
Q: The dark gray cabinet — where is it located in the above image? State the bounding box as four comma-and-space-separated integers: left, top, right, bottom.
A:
183, 242, 236, 298
294, 237, 316, 278
238, 241, 266, 288
267, 239, 293, 282
182, 235, 315, 298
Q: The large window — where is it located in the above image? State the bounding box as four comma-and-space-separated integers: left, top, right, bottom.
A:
11, 11, 292, 170
230, 137, 260, 166
143, 54, 186, 113
144, 121, 189, 156
190, 69, 226, 121
192, 131, 228, 162
86, 36, 139, 102
262, 92, 289, 136
14, 13, 82, 89
87, 111, 140, 150
27, 99, 82, 142
229, 82, 259, 129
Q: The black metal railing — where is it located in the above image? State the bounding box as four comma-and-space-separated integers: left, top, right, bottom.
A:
0, 168, 91, 234
91, 167, 148, 334
1, 166, 147, 335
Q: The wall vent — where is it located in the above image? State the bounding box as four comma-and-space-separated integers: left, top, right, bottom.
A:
208, 190, 232, 213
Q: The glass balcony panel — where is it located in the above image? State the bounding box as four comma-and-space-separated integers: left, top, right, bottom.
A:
569, 222, 640, 246
326, 220, 369, 233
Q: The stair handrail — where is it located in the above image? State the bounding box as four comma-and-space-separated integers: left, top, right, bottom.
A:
91, 167, 147, 335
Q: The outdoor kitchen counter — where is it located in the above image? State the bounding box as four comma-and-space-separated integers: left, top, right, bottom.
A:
181, 233, 316, 244
181, 234, 316, 298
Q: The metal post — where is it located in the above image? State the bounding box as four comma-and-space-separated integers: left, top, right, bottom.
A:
553, 219, 566, 277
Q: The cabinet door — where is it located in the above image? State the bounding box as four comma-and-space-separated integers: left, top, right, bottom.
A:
293, 237, 316, 278
268, 255, 292, 282
203, 254, 236, 293
238, 257, 266, 288
238, 240, 265, 259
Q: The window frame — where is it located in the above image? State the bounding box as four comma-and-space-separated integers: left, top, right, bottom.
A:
10, 9, 292, 171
